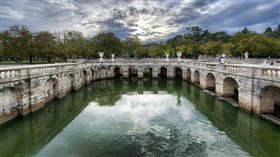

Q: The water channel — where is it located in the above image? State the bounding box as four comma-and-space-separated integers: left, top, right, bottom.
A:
0, 77, 279, 157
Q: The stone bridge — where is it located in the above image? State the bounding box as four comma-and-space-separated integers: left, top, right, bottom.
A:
0, 59, 280, 124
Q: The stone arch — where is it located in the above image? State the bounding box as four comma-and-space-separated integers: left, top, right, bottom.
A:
194, 70, 200, 84
143, 66, 153, 78
0, 87, 23, 124
186, 68, 191, 81
174, 67, 182, 78
65, 73, 76, 92
260, 86, 280, 117
223, 77, 239, 101
44, 78, 59, 103
206, 73, 216, 90
159, 67, 167, 78
114, 67, 121, 77
128, 66, 138, 77
91, 68, 94, 78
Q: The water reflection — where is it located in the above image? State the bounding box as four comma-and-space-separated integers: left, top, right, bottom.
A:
0, 78, 279, 157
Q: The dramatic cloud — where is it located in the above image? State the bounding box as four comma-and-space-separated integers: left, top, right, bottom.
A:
1, 0, 279, 42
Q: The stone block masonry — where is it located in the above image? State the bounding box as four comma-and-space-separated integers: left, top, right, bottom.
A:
0, 60, 280, 125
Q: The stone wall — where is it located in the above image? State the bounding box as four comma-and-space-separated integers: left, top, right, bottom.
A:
0, 60, 280, 125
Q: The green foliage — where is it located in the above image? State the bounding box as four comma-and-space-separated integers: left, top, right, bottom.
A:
123, 36, 141, 58
176, 40, 199, 57
90, 32, 123, 57
199, 41, 224, 56
1, 25, 33, 62
1, 24, 280, 61
231, 34, 280, 57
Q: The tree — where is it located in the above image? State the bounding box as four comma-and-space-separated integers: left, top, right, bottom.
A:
123, 36, 141, 58
208, 31, 231, 42
176, 40, 199, 58
264, 27, 273, 33
166, 35, 184, 52
241, 27, 249, 34
91, 32, 123, 57
1, 25, 34, 63
230, 34, 280, 57
199, 41, 224, 57
33, 31, 57, 63
184, 26, 209, 43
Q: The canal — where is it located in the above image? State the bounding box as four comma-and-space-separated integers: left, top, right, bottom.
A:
0, 77, 279, 157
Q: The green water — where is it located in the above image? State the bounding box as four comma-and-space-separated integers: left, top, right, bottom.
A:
0, 78, 279, 157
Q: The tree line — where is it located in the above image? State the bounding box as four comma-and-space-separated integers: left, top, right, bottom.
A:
0, 24, 279, 63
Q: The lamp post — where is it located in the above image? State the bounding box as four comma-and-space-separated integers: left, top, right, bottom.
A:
165, 54, 170, 62
99, 52, 104, 63
177, 51, 182, 62
111, 54, 115, 62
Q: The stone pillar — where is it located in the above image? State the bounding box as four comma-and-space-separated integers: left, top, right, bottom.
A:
182, 70, 187, 80
152, 70, 158, 79
238, 79, 253, 112
138, 71, 143, 79
167, 69, 175, 78
200, 73, 207, 89
123, 70, 129, 78
30, 78, 45, 112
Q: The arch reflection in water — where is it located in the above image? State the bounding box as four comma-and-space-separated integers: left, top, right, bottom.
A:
0, 78, 279, 157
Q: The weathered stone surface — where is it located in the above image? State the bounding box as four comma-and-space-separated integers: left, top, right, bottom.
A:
0, 60, 280, 124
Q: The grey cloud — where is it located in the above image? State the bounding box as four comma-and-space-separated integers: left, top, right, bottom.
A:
1, 0, 279, 42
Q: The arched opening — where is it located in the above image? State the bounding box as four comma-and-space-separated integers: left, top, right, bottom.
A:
143, 67, 153, 79
186, 69, 191, 81
206, 73, 216, 90
194, 70, 200, 84
129, 67, 138, 78
91, 69, 94, 78
159, 67, 167, 78
66, 73, 75, 93
0, 87, 22, 122
114, 67, 121, 77
260, 86, 280, 118
175, 67, 182, 78
82, 70, 87, 85
44, 78, 59, 103
223, 77, 239, 101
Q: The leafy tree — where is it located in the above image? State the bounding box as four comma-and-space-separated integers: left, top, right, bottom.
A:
199, 41, 224, 57
33, 31, 57, 63
208, 31, 231, 42
231, 34, 280, 57
123, 36, 141, 58
176, 40, 199, 58
184, 26, 209, 43
264, 27, 273, 33
241, 27, 249, 34
91, 32, 123, 57
65, 31, 91, 59
166, 35, 184, 51
1, 25, 34, 63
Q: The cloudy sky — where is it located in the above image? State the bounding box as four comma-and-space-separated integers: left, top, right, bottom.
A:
1, 0, 279, 42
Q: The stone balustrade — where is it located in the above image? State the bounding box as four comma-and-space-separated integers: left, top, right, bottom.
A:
261, 68, 280, 78
1, 59, 280, 83
0, 58, 280, 125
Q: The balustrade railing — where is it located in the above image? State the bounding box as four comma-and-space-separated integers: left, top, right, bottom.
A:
261, 68, 280, 78
0, 59, 279, 83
